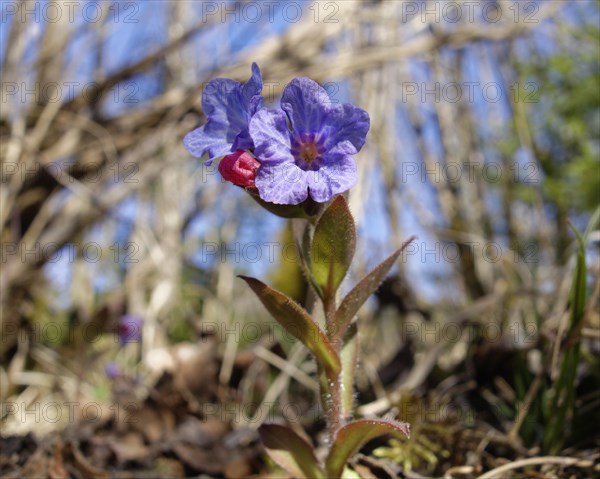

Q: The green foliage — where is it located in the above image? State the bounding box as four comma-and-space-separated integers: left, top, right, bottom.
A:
334, 237, 416, 341
373, 436, 450, 474
373, 393, 456, 474
258, 425, 325, 479
325, 419, 411, 479
269, 223, 308, 303
166, 315, 195, 343
518, 20, 600, 213
340, 323, 358, 417
241, 196, 416, 478
512, 353, 546, 446
543, 225, 587, 454
310, 196, 356, 303
238, 275, 341, 376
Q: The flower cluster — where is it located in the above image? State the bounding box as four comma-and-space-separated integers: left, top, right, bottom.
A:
183, 63, 370, 206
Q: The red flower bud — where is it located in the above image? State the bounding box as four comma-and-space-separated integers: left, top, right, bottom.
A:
218, 150, 260, 188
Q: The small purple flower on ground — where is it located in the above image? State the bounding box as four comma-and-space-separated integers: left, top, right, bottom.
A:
117, 315, 143, 344
104, 361, 121, 379
249, 77, 370, 204
183, 63, 263, 165
219, 149, 261, 187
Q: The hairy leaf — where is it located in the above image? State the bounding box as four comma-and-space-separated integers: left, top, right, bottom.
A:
326, 419, 411, 479
334, 237, 415, 339
310, 196, 356, 301
259, 424, 325, 479
239, 276, 340, 376
340, 323, 358, 417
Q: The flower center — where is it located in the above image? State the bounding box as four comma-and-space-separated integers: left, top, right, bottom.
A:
292, 133, 324, 170
299, 143, 319, 163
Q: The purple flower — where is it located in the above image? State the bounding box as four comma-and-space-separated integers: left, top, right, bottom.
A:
249, 77, 370, 205
183, 63, 263, 165
117, 314, 143, 345
104, 361, 121, 379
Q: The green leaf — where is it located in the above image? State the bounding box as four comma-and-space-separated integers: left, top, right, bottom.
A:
239, 276, 341, 376
567, 223, 587, 334
259, 424, 325, 479
326, 419, 411, 479
340, 323, 358, 418
310, 196, 356, 301
341, 466, 362, 479
293, 219, 324, 298
543, 223, 587, 454
334, 236, 416, 339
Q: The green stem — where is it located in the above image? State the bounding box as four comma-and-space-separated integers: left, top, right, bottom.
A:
324, 295, 345, 443
295, 218, 346, 445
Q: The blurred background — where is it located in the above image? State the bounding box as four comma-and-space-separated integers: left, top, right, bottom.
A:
1, 1, 599, 477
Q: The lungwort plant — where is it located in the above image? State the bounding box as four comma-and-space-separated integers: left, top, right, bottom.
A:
184, 63, 412, 478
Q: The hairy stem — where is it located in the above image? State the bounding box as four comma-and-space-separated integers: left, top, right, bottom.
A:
295, 218, 346, 444
324, 295, 345, 443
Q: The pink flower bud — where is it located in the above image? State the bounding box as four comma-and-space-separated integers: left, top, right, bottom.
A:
218, 150, 260, 188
